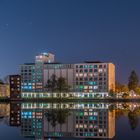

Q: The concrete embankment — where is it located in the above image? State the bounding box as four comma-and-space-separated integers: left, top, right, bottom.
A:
1, 97, 140, 103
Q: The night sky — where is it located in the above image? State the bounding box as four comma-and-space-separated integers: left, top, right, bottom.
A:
0, 0, 140, 83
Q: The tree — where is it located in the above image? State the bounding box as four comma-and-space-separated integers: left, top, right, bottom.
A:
121, 85, 129, 93
45, 109, 70, 128
109, 89, 115, 98
46, 74, 58, 98
128, 70, 139, 92
115, 82, 129, 93
56, 109, 70, 124
46, 75, 70, 99
115, 82, 122, 93
122, 92, 129, 98
135, 86, 140, 95
56, 77, 70, 99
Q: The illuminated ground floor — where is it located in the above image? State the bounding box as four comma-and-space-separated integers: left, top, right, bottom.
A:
21, 92, 110, 99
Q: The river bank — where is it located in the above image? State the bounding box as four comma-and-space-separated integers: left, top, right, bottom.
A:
1, 97, 140, 102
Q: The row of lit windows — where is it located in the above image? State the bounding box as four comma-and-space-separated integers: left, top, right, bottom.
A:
22, 79, 42, 82
44, 64, 74, 69
75, 69, 106, 73
76, 82, 106, 86
76, 73, 106, 77
75, 132, 107, 137
76, 78, 107, 81
21, 65, 35, 69
10, 78, 20, 81
76, 64, 107, 69
11, 88, 20, 91
22, 83, 35, 86
75, 73, 107, 77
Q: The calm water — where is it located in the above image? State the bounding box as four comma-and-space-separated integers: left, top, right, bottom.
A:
0, 102, 140, 140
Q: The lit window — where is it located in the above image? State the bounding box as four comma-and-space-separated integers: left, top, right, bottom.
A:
89, 86, 92, 89
84, 74, 87, 77
89, 73, 93, 77
99, 69, 103, 72
94, 86, 98, 89
84, 86, 88, 89
76, 73, 78, 77
84, 65, 88, 68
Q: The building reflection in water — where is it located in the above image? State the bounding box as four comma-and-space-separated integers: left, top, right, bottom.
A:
1, 102, 140, 139
10, 102, 21, 126
0, 103, 10, 124
11, 102, 115, 140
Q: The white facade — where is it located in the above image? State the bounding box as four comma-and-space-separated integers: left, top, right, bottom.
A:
43, 64, 74, 90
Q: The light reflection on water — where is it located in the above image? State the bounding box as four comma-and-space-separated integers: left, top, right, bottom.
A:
0, 102, 140, 140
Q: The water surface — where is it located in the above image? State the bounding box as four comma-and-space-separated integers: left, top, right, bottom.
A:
0, 102, 140, 140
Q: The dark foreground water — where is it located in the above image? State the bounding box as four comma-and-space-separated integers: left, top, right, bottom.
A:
0, 102, 140, 140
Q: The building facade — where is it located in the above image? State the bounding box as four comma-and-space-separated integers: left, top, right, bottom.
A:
9, 75, 21, 100
20, 53, 115, 98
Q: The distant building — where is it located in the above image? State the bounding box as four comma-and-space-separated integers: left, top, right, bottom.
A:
0, 84, 10, 98
9, 75, 21, 100
0, 104, 10, 119
20, 52, 115, 98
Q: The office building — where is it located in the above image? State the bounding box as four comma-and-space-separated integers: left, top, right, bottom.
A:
20, 52, 115, 98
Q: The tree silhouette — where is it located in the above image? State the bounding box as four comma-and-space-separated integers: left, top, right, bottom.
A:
128, 110, 139, 130
56, 77, 70, 99
46, 74, 57, 98
128, 70, 139, 92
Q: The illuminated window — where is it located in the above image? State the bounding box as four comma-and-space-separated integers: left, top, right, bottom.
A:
89, 82, 93, 85
89, 73, 93, 77
99, 69, 103, 72
89, 86, 92, 89
89, 65, 93, 68
84, 74, 87, 77
80, 86, 84, 89
94, 86, 98, 89
79, 73, 83, 77
76, 73, 78, 77
84, 86, 88, 89
84, 65, 88, 68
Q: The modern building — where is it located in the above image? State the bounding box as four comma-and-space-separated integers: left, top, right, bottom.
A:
20, 52, 115, 98
9, 75, 21, 100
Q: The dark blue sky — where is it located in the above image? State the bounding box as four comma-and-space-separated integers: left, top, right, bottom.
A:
0, 0, 140, 83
